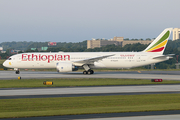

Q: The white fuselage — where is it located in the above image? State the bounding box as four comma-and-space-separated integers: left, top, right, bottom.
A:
3, 52, 168, 69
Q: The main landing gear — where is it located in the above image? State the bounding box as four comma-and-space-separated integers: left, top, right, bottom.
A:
82, 64, 94, 75
83, 70, 94, 75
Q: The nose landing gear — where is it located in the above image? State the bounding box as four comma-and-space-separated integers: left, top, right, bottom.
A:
15, 70, 20, 74
14, 68, 20, 74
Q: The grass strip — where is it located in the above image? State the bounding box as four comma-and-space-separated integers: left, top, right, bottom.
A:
0, 94, 180, 118
0, 78, 180, 88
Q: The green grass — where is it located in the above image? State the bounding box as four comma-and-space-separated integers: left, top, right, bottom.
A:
0, 59, 5, 64
0, 59, 5, 69
0, 94, 180, 118
1, 78, 180, 88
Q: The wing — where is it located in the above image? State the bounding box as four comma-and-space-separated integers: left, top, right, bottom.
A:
72, 54, 115, 66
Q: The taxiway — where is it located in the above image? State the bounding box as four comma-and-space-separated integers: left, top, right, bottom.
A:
0, 70, 180, 80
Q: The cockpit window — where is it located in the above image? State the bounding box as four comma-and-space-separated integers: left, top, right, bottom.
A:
8, 58, 12, 60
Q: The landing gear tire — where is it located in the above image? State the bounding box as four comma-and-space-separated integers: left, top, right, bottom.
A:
83, 71, 87, 75
87, 71, 91, 75
16, 70, 20, 74
90, 70, 94, 74
83, 70, 94, 75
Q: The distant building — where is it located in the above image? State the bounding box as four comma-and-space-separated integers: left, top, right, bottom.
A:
122, 40, 152, 47
31, 48, 37, 50
87, 39, 100, 49
37, 47, 48, 51
87, 36, 152, 49
1, 51, 6, 53
10, 50, 21, 54
112, 36, 123, 42
48, 42, 57, 46
41, 47, 48, 51
87, 37, 123, 49
0, 47, 5, 53
173, 28, 180, 41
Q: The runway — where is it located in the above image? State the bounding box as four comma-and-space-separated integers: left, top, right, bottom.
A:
0, 85, 180, 99
0, 70, 180, 80
1, 70, 180, 119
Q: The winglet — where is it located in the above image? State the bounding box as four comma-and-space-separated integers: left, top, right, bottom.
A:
142, 28, 173, 54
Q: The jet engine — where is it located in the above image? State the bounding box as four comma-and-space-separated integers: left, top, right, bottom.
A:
56, 62, 78, 72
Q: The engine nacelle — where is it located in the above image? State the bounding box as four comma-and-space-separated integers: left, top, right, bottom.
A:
56, 62, 78, 72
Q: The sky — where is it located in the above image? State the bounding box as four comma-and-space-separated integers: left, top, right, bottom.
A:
0, 0, 180, 43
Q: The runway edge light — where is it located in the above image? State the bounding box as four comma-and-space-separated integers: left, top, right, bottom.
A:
18, 76, 21, 79
151, 79, 163, 82
43, 81, 53, 85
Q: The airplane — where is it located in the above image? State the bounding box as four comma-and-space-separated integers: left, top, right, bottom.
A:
3, 28, 174, 75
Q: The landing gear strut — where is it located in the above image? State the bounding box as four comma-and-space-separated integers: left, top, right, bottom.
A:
83, 70, 94, 75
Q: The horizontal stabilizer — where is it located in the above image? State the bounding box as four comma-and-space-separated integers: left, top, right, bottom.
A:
153, 54, 174, 59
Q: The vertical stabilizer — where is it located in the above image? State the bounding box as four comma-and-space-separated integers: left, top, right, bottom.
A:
142, 28, 173, 54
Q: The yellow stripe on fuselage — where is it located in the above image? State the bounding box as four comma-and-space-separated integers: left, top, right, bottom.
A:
146, 40, 167, 52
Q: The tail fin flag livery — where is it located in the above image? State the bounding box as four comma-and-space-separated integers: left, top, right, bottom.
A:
3, 28, 174, 75
143, 28, 173, 54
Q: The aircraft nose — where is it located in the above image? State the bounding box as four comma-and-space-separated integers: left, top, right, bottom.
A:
3, 61, 8, 67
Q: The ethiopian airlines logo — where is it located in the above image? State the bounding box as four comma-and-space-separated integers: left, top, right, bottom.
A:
22, 54, 70, 63
146, 30, 170, 52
